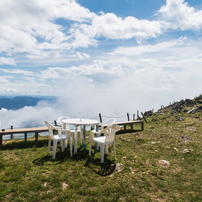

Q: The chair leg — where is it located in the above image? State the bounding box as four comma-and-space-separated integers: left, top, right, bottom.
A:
100, 143, 105, 163
74, 130, 78, 155
80, 130, 82, 145
60, 140, 62, 150
89, 140, 92, 156
113, 141, 116, 160
106, 144, 109, 154
70, 137, 72, 158
65, 139, 68, 149
48, 138, 51, 154
53, 140, 58, 159
61, 140, 65, 152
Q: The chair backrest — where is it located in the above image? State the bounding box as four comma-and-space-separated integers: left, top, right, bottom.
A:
103, 118, 116, 125
45, 121, 56, 139
101, 118, 116, 130
57, 116, 69, 125
101, 124, 120, 143
57, 116, 70, 129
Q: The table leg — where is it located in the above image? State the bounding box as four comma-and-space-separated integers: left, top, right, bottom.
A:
74, 127, 78, 154
95, 125, 99, 151
82, 126, 86, 150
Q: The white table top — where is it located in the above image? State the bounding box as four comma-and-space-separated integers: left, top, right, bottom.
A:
62, 118, 99, 126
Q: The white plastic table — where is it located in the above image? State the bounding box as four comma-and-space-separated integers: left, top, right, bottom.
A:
62, 118, 100, 154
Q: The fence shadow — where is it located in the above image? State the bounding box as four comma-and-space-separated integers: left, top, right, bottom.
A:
1, 138, 49, 150
32, 150, 73, 166
116, 128, 143, 135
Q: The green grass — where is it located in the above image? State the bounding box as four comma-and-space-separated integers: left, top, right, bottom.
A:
1, 105, 202, 201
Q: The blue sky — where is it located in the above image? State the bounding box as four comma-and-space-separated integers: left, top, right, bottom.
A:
1, 0, 202, 128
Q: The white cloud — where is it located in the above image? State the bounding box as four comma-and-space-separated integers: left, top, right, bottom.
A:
1, 61, 198, 130
110, 37, 202, 71
0, 101, 63, 129
77, 13, 163, 44
1, 0, 202, 65
0, 68, 35, 76
110, 40, 179, 56
0, 57, 17, 66
157, 0, 202, 30
1, 37, 201, 98
0, 76, 13, 83
0, 75, 49, 95
39, 60, 125, 81
0, 0, 167, 62
76, 51, 90, 59
0, 0, 95, 59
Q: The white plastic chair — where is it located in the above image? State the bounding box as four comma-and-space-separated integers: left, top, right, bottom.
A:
91, 118, 116, 134
90, 118, 116, 150
89, 124, 120, 163
45, 121, 73, 159
57, 116, 83, 145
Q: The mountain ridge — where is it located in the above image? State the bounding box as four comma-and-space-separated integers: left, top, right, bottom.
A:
0, 96, 56, 110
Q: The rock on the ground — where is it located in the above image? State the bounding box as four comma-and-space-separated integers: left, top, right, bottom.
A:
183, 149, 191, 154
157, 160, 170, 167
115, 163, 124, 172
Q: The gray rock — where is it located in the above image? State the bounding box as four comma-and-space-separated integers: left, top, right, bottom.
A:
196, 100, 202, 104
171, 110, 177, 115
143, 110, 153, 117
187, 108, 197, 114
185, 99, 196, 106
138, 138, 144, 141
172, 100, 184, 112
178, 116, 183, 121
115, 163, 124, 172
197, 105, 202, 110
183, 149, 191, 154
157, 160, 170, 167
181, 136, 192, 140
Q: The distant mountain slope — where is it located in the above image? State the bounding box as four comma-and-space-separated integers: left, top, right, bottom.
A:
0, 96, 56, 110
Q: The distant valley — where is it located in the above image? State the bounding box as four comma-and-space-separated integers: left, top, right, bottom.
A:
0, 96, 56, 110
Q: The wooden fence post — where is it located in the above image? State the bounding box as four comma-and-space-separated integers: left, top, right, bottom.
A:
25, 133, 27, 142
0, 134, 2, 149
127, 113, 133, 129
141, 112, 147, 123
35, 132, 38, 146
99, 113, 102, 123
11, 125, 13, 139
133, 114, 135, 120
127, 113, 130, 121
137, 110, 140, 119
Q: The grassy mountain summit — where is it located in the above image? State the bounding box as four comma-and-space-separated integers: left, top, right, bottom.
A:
0, 95, 202, 201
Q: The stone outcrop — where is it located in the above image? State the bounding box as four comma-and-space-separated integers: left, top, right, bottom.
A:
143, 110, 153, 117
170, 99, 200, 114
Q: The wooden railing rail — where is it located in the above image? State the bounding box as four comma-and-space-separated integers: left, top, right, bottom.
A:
0, 127, 48, 149
115, 120, 144, 132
